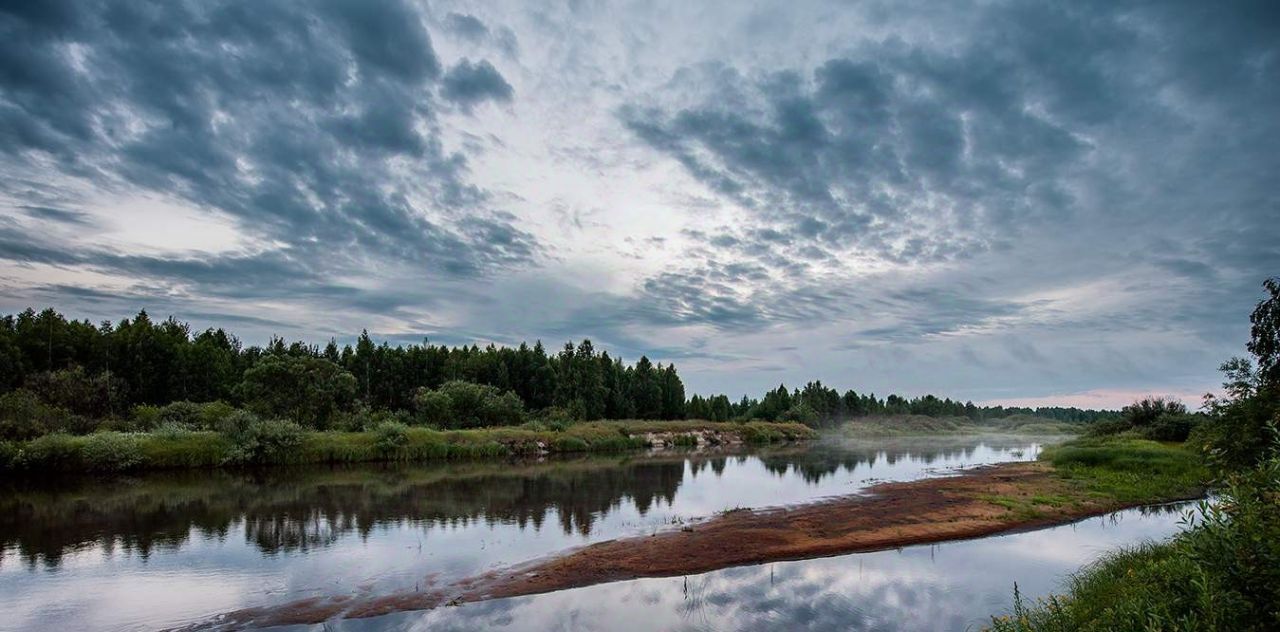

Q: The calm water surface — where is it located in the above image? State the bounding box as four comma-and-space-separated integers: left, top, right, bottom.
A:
0, 435, 1187, 631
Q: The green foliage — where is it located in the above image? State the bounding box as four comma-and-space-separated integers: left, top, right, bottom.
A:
220, 415, 306, 465
0, 388, 75, 439
23, 366, 127, 418
1120, 396, 1188, 427
80, 432, 144, 472
551, 436, 590, 452
15, 433, 82, 470
1247, 277, 1280, 386
372, 420, 409, 454
0, 439, 16, 469
1085, 396, 1201, 441
413, 380, 524, 428
239, 355, 356, 428
989, 448, 1280, 632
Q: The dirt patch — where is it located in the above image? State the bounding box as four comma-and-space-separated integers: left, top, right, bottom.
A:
175, 461, 1198, 629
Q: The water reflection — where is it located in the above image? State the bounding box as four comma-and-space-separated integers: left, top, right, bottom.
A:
0, 436, 1054, 631
354, 502, 1194, 632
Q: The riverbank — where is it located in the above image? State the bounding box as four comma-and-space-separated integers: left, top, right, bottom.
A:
191, 439, 1205, 628
841, 413, 1084, 437
0, 420, 815, 472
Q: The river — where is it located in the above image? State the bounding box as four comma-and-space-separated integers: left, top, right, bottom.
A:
0, 435, 1190, 631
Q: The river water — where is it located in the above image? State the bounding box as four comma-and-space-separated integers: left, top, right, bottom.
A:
0, 435, 1190, 631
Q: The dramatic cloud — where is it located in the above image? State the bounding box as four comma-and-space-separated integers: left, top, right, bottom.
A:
0, 0, 533, 308
442, 59, 515, 110
1, 0, 1276, 406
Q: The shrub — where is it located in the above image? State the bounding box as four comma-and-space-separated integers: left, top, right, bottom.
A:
0, 440, 15, 469
220, 415, 305, 465
780, 402, 818, 426
152, 420, 195, 439
413, 381, 526, 428
238, 355, 357, 428
156, 400, 201, 426
23, 366, 127, 418
192, 400, 238, 429
131, 404, 164, 430
372, 420, 409, 454
1140, 413, 1200, 442
989, 448, 1280, 631
0, 389, 72, 440
15, 433, 82, 470
1120, 396, 1189, 428
81, 432, 144, 472
551, 436, 590, 452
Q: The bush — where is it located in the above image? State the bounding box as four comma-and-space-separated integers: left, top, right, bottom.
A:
81, 432, 144, 472
551, 436, 590, 452
15, 433, 82, 469
220, 415, 305, 465
1083, 417, 1131, 438
238, 355, 357, 428
192, 400, 238, 429
131, 404, 164, 430
989, 448, 1280, 631
1120, 396, 1188, 428
0, 389, 73, 440
0, 440, 15, 469
413, 381, 526, 428
23, 366, 127, 418
1140, 413, 1200, 442
372, 420, 409, 454
151, 420, 194, 439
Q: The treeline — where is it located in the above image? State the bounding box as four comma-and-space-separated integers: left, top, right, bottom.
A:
706, 382, 1113, 426
0, 308, 689, 433
0, 307, 1108, 438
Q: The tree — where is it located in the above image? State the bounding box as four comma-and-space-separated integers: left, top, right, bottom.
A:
1247, 277, 1280, 386
413, 380, 524, 428
630, 356, 662, 419
659, 364, 686, 419
1201, 278, 1280, 470
238, 355, 356, 428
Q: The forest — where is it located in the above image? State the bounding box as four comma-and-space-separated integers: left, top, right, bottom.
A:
0, 307, 1109, 440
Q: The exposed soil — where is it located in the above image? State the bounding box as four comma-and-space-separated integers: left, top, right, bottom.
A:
177, 461, 1198, 630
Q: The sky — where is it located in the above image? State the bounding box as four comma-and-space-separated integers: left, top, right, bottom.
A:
0, 1, 1277, 408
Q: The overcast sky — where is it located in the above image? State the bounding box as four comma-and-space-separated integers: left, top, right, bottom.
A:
1, 1, 1276, 407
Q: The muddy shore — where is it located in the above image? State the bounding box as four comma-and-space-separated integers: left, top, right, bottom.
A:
183, 461, 1200, 629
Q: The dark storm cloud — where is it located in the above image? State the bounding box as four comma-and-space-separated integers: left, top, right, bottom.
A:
0, 0, 531, 292
445, 12, 490, 41
442, 59, 515, 111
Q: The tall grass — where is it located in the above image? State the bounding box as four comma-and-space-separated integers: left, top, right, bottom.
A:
1, 419, 813, 472
1039, 437, 1207, 503
989, 455, 1280, 631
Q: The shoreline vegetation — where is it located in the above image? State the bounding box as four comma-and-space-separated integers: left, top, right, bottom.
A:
988, 277, 1280, 631
1, 306, 1112, 474
0, 419, 815, 473
191, 437, 1209, 629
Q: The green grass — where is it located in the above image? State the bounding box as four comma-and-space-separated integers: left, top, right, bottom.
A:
1040, 437, 1207, 504
841, 414, 1083, 438
974, 437, 1208, 523
2, 420, 815, 472
987, 464, 1280, 631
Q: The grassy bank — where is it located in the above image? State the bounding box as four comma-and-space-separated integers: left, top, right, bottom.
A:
972, 437, 1207, 522
841, 413, 1083, 437
988, 455, 1279, 631
0, 420, 814, 473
